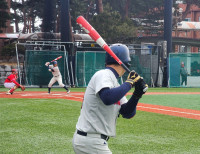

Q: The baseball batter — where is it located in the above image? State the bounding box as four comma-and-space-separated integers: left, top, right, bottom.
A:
72, 44, 148, 154
4, 69, 25, 95
45, 61, 70, 94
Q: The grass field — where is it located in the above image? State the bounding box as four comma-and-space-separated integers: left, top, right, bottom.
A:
0, 87, 200, 154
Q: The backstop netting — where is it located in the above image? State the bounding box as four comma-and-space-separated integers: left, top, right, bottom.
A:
25, 50, 70, 87
169, 53, 200, 87
76, 51, 105, 87
75, 50, 154, 87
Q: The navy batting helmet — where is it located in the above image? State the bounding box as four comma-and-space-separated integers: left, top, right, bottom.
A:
53, 61, 57, 65
105, 43, 131, 67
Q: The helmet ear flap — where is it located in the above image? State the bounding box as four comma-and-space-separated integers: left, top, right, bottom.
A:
125, 62, 131, 68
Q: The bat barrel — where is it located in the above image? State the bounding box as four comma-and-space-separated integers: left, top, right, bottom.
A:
77, 16, 131, 73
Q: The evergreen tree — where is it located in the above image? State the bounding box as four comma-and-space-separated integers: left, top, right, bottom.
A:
90, 4, 137, 44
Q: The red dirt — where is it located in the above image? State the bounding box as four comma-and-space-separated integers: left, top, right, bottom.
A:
0, 91, 200, 120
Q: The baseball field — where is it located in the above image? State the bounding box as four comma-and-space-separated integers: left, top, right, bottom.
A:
0, 87, 200, 154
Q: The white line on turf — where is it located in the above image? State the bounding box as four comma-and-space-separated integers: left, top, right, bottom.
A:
138, 106, 200, 116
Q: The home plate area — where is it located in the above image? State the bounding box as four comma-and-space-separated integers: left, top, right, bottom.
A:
0, 91, 85, 102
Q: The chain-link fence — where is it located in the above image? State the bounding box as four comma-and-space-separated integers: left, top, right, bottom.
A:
75, 44, 162, 87
24, 50, 70, 87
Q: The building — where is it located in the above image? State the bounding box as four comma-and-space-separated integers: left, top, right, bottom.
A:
0, 0, 14, 57
173, 4, 200, 53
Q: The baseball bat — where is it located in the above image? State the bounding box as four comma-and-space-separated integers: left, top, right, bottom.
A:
51, 56, 62, 62
76, 16, 130, 73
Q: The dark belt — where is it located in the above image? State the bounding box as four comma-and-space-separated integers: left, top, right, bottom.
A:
54, 75, 60, 77
77, 130, 109, 141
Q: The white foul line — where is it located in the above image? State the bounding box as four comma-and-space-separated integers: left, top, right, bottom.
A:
137, 105, 200, 116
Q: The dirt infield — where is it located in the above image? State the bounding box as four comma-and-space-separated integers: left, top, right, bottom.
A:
1, 91, 200, 120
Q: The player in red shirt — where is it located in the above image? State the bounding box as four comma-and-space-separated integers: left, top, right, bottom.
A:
4, 69, 25, 95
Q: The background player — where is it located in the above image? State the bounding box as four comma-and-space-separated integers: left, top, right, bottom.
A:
180, 61, 188, 86
72, 43, 148, 153
4, 69, 25, 95
45, 61, 70, 94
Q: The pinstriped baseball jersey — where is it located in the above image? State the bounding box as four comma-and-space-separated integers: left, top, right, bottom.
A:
76, 69, 128, 137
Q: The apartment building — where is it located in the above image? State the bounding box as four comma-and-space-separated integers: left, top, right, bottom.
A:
173, 4, 200, 52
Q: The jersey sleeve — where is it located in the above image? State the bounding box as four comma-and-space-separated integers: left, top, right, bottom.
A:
8, 74, 20, 86
12, 80, 20, 87
93, 70, 114, 95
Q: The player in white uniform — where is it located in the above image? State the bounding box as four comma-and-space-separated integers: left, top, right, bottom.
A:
45, 61, 70, 94
72, 44, 148, 154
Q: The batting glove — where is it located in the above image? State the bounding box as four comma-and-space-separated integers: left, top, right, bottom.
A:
45, 62, 50, 66
125, 70, 141, 87
133, 78, 148, 98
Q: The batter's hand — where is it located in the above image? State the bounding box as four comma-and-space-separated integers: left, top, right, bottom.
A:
20, 85, 26, 91
133, 78, 148, 98
125, 70, 141, 87
45, 62, 50, 66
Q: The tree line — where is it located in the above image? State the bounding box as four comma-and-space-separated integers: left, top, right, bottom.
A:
0, 0, 200, 43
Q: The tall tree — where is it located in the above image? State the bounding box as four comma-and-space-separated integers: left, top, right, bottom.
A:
90, 4, 137, 43
11, 0, 45, 33
0, 0, 11, 33
96, 0, 103, 14
11, 0, 20, 32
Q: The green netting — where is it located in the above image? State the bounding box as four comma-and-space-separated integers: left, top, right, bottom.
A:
169, 53, 200, 87
127, 54, 151, 86
76, 51, 151, 87
76, 51, 106, 87
25, 50, 69, 86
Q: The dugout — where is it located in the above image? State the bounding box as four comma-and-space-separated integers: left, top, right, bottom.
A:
169, 53, 200, 87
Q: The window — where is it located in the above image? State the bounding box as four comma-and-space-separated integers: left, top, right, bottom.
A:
184, 18, 191, 21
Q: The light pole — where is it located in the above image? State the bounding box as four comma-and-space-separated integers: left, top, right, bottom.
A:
163, 0, 173, 87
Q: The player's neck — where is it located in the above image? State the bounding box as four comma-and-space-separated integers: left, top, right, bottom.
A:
106, 65, 125, 77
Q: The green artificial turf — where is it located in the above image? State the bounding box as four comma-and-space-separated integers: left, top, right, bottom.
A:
139, 94, 200, 110
0, 87, 200, 153
113, 111, 200, 154
0, 98, 80, 154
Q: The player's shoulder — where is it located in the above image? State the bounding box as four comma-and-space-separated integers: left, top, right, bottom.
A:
93, 69, 113, 78
8, 74, 14, 78
95, 69, 110, 74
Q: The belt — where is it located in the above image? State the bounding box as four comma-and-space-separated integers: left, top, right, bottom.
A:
77, 130, 109, 141
54, 75, 60, 77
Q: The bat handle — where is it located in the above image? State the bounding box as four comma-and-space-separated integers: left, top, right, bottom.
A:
121, 63, 130, 73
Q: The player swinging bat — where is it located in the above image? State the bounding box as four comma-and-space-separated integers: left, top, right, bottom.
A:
45, 56, 70, 94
